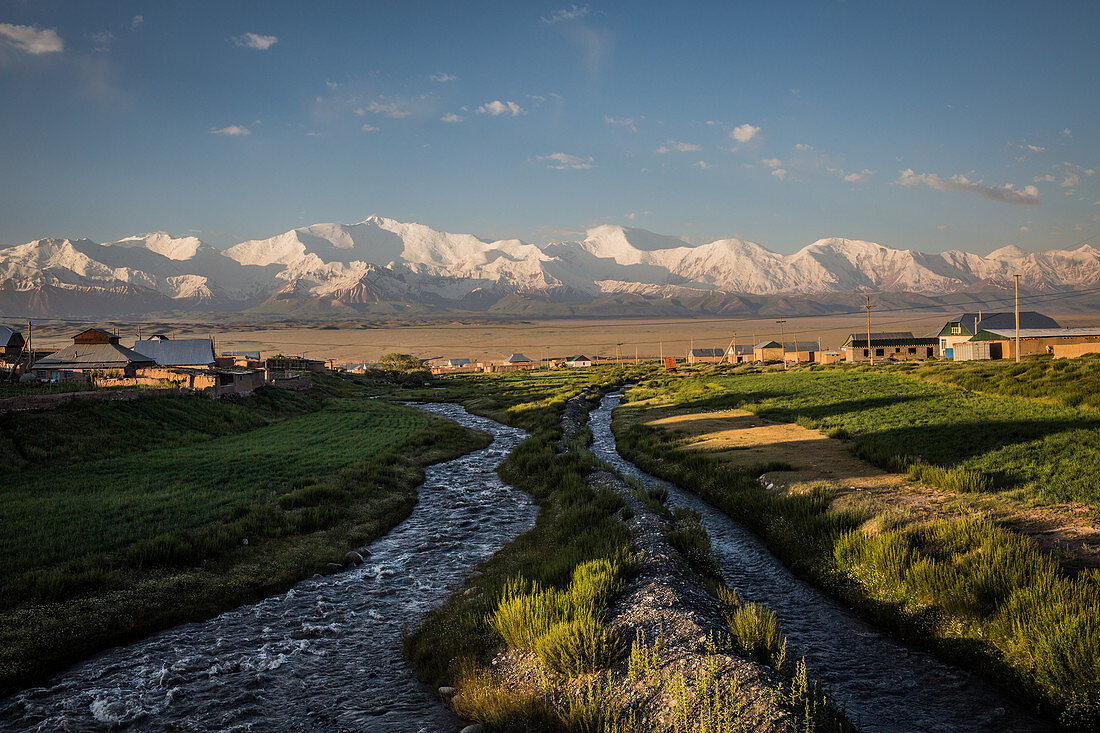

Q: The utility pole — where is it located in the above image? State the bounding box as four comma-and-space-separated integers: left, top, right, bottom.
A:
791, 331, 799, 365
860, 295, 876, 365
616, 342, 623, 365
726, 332, 737, 364
660, 340, 664, 361
776, 318, 788, 370
635, 344, 638, 364
1014, 274, 1021, 363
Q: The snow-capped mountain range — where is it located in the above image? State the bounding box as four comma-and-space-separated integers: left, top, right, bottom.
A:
1, 215, 1097, 316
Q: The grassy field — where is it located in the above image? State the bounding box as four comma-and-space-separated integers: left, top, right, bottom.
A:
629, 366, 1100, 504
616, 367, 1100, 728
0, 378, 488, 693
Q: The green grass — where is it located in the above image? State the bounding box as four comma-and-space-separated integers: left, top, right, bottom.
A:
912, 355, 1100, 411
615, 374, 1100, 728
628, 369, 1100, 504
0, 379, 489, 693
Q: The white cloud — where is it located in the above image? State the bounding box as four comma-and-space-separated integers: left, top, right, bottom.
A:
760, 157, 783, 168
440, 113, 463, 123
132, 15, 144, 29
1019, 224, 1034, 232
1034, 174, 1056, 183
731, 123, 760, 143
210, 125, 250, 136
232, 32, 278, 50
795, 143, 813, 151
693, 160, 708, 169
430, 72, 457, 82
895, 169, 1040, 205
771, 168, 788, 181
1024, 144, 1046, 152
624, 213, 636, 220
367, 99, 412, 118
844, 169, 873, 183
325, 80, 340, 90
541, 5, 590, 24
478, 100, 525, 116
0, 23, 63, 54
1061, 128, 1072, 137
605, 115, 637, 132
1061, 173, 1080, 188
538, 152, 594, 170
656, 140, 702, 154
361, 123, 379, 132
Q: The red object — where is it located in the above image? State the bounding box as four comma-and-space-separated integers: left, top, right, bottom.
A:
664, 356, 677, 371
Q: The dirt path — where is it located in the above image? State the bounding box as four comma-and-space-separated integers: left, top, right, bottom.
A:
644, 406, 1100, 570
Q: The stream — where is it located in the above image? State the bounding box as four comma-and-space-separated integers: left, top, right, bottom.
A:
588, 391, 1049, 733
0, 403, 535, 733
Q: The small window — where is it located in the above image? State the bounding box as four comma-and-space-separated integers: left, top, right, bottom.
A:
908, 347, 917, 354
927, 347, 934, 356
875, 348, 885, 357
863, 349, 869, 357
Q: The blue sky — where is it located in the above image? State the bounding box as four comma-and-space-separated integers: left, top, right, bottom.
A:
1, 1, 1097, 254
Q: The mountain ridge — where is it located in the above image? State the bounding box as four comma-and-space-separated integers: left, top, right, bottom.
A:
1, 216, 1097, 317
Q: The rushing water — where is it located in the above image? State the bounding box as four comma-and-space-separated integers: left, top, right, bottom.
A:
589, 391, 1051, 733
0, 403, 535, 733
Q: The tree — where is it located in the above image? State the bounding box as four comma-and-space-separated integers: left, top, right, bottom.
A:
376, 353, 425, 372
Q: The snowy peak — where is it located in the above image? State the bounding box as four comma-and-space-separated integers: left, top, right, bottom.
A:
113, 232, 205, 261
2, 217, 1098, 317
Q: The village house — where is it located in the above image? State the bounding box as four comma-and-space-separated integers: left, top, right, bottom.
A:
842, 332, 939, 363
725, 345, 754, 364
959, 327, 1100, 360
754, 341, 785, 363
265, 356, 327, 375
815, 350, 844, 364
781, 341, 820, 364
565, 354, 594, 368
1, 326, 25, 363
492, 353, 538, 372
217, 351, 264, 369
936, 312, 1060, 359
687, 347, 725, 365
31, 328, 155, 382
430, 358, 477, 374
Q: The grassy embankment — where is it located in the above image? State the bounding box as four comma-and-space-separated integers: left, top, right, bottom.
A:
0, 374, 488, 693
615, 367, 1100, 729
404, 368, 851, 732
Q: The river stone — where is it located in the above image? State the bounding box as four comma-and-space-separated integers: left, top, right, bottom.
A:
344, 551, 364, 565
460, 725, 483, 733
324, 562, 343, 573
438, 686, 456, 697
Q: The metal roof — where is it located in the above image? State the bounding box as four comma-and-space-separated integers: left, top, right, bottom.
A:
973, 327, 1100, 340
222, 350, 261, 360
690, 348, 725, 357
726, 345, 754, 355
939, 312, 1060, 336
756, 340, 782, 349
32, 343, 155, 370
445, 358, 472, 366
0, 326, 23, 348
503, 353, 533, 362
133, 338, 216, 367
845, 335, 939, 348
753, 340, 819, 351
566, 355, 592, 361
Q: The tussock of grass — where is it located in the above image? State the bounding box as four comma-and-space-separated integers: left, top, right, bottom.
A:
726, 602, 787, 671
492, 557, 626, 677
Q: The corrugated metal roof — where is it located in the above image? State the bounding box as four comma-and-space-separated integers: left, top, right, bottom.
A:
0, 326, 23, 348
756, 340, 782, 349
690, 348, 725, 357
784, 341, 820, 351
567, 355, 592, 361
975, 328, 1100, 339
726, 345, 754, 355
504, 353, 533, 362
32, 343, 155, 370
133, 338, 216, 367
844, 333, 937, 347
222, 350, 261, 360
445, 358, 472, 366
940, 312, 1060, 336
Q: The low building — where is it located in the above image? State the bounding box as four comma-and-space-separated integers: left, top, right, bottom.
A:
725, 345, 754, 364
936, 312, 1060, 359
133, 336, 216, 368
968, 327, 1100, 359
688, 347, 725, 364
565, 354, 594, 368
31, 328, 155, 382
842, 332, 939, 363
782, 341, 820, 364
217, 351, 264, 369
754, 341, 785, 363
0, 326, 25, 363
430, 358, 477, 374
265, 356, 327, 376
815, 350, 844, 364
493, 353, 538, 372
